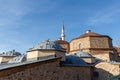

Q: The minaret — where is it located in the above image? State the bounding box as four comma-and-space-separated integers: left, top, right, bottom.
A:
61, 23, 65, 41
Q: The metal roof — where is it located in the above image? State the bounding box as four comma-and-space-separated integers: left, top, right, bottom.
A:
105, 74, 120, 80
109, 61, 120, 64
63, 54, 88, 66
75, 51, 93, 58
30, 40, 65, 51
8, 55, 26, 64
0, 50, 21, 57
0, 56, 57, 71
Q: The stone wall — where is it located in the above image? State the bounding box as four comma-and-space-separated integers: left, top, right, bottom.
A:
0, 56, 14, 63
27, 50, 39, 61
55, 51, 66, 61
90, 50, 118, 61
27, 50, 66, 61
90, 37, 111, 48
70, 36, 112, 54
95, 62, 120, 80
59, 43, 70, 53
0, 58, 92, 80
70, 37, 90, 53
90, 50, 111, 61
92, 53, 110, 61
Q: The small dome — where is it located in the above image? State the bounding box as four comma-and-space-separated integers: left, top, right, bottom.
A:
31, 40, 65, 51
0, 50, 21, 57
64, 54, 88, 66
75, 51, 92, 58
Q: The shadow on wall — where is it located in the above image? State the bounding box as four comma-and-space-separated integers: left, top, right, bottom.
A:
109, 52, 119, 61
94, 68, 113, 80
105, 74, 120, 80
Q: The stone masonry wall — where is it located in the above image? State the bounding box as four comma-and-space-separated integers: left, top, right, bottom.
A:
59, 43, 69, 53
95, 62, 120, 80
0, 58, 92, 80
90, 37, 110, 48
70, 37, 90, 53
90, 50, 110, 61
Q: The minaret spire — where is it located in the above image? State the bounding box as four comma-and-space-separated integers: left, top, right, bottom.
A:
61, 23, 65, 41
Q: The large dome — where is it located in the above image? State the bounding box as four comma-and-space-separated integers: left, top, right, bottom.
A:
75, 51, 92, 58
30, 40, 65, 51
72, 30, 112, 40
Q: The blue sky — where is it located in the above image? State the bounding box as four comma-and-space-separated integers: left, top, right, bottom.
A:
0, 0, 120, 53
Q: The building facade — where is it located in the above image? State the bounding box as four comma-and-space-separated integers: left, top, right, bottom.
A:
59, 29, 119, 62
0, 24, 120, 80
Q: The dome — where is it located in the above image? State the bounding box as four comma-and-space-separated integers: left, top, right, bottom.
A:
75, 51, 92, 58
0, 50, 21, 57
77, 30, 102, 39
64, 54, 88, 66
72, 30, 112, 40
31, 40, 65, 51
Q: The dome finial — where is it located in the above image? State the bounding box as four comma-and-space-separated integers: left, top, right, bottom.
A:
86, 30, 91, 33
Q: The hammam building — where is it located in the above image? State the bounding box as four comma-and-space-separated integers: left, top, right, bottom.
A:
0, 24, 120, 80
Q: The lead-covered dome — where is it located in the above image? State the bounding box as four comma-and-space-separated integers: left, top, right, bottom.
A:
30, 40, 65, 51
0, 50, 21, 57
75, 51, 92, 58
63, 54, 88, 66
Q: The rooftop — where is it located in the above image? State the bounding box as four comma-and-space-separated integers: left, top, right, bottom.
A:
8, 55, 26, 64
0, 50, 21, 57
56, 39, 69, 44
72, 30, 112, 40
28, 40, 66, 52
75, 51, 93, 58
63, 54, 88, 66
0, 56, 57, 71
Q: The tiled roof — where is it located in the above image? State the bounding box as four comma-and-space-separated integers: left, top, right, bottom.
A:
78, 32, 102, 38
71, 30, 112, 40
56, 40, 69, 44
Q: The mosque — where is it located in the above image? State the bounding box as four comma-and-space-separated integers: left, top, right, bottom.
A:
0, 24, 120, 80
